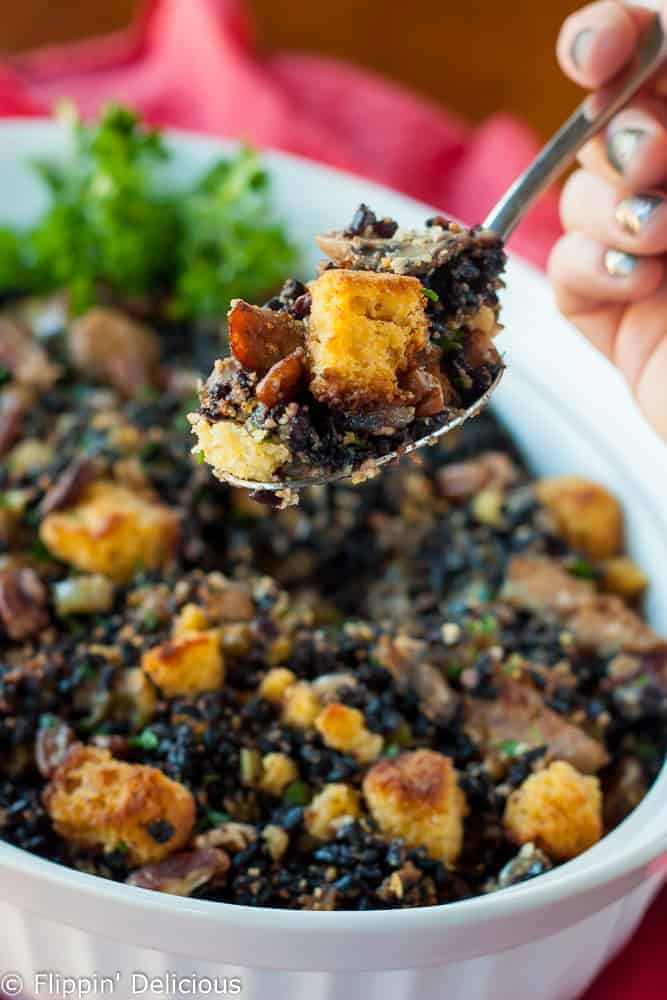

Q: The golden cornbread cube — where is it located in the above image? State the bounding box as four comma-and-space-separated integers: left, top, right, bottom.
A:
40, 481, 180, 584
282, 681, 321, 729
259, 752, 299, 796
142, 630, 224, 697
535, 476, 623, 559
504, 761, 603, 861
362, 749, 467, 863
259, 667, 297, 704
190, 413, 290, 484
304, 783, 361, 841
173, 603, 210, 636
307, 269, 429, 410
43, 745, 195, 866
315, 703, 383, 763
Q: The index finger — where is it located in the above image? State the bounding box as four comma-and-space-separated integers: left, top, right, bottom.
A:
557, 1, 655, 89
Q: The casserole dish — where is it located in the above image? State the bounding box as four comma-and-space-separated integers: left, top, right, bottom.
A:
0, 119, 665, 1000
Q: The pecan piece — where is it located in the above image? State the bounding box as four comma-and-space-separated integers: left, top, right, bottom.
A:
126, 847, 229, 896
39, 456, 100, 516
0, 567, 50, 640
35, 719, 75, 778
228, 300, 305, 373
195, 821, 256, 853
255, 350, 305, 408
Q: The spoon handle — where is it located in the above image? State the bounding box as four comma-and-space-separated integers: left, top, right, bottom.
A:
484, 14, 667, 241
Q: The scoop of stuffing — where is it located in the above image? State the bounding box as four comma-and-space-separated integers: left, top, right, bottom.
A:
315, 702, 383, 763
307, 269, 429, 410
503, 760, 603, 861
362, 749, 468, 863
40, 481, 180, 583
536, 476, 622, 559
43, 744, 195, 866
304, 783, 361, 840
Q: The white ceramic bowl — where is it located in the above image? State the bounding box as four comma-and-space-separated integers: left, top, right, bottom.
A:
0, 120, 665, 1000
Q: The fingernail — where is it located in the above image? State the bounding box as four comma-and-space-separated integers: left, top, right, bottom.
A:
570, 27, 595, 69
604, 249, 639, 277
616, 194, 664, 235
607, 128, 647, 174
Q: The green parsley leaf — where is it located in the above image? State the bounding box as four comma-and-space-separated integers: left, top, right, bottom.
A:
197, 450, 206, 464
568, 557, 597, 580
282, 780, 312, 806
497, 738, 520, 757
422, 287, 439, 302
129, 728, 159, 752
207, 809, 230, 827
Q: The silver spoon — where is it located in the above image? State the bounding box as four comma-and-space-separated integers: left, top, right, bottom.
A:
227, 13, 667, 493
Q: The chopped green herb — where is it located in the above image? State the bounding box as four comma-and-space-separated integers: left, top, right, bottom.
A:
446, 663, 464, 680
197, 450, 206, 464
282, 780, 312, 806
141, 611, 160, 632
26, 538, 54, 563
114, 840, 129, 855
469, 614, 497, 636
0, 365, 10, 386
568, 557, 597, 580
634, 674, 650, 689
497, 738, 520, 757
422, 287, 439, 303
140, 440, 162, 462
207, 809, 230, 828
129, 728, 159, 751
383, 743, 401, 757
634, 739, 658, 762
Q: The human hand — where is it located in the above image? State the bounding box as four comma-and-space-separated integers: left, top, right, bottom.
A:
550, 1, 667, 440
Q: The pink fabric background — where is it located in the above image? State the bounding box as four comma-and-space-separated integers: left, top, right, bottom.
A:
0, 1, 664, 995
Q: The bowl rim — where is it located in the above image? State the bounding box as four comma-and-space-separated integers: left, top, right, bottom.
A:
0, 117, 664, 954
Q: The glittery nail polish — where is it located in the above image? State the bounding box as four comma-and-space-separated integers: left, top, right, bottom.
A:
616, 194, 663, 236
604, 249, 639, 277
570, 28, 594, 69
606, 128, 647, 174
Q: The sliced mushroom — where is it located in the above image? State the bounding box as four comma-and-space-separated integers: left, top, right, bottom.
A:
373, 633, 459, 723
126, 847, 229, 896
0, 567, 50, 640
464, 677, 609, 774
227, 300, 305, 374
68, 307, 161, 397
316, 224, 500, 277
437, 451, 519, 502
0, 317, 60, 389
